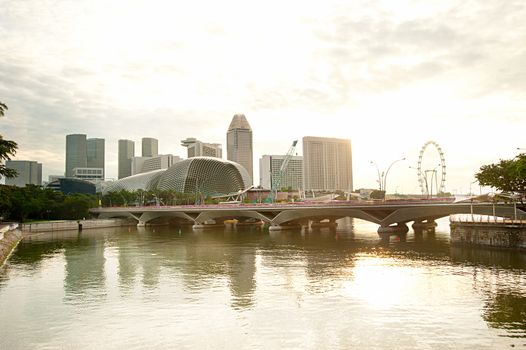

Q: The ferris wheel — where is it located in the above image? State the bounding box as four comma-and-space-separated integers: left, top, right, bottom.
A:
417, 141, 446, 196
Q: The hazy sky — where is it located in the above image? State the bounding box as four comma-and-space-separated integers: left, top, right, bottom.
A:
1, 0, 525, 194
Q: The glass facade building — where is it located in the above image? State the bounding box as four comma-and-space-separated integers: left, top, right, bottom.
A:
118, 139, 135, 179
141, 137, 158, 157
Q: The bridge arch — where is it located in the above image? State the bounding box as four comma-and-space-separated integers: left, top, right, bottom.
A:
271, 208, 382, 226
194, 210, 271, 225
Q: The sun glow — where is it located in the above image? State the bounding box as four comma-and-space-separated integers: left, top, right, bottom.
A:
344, 255, 420, 309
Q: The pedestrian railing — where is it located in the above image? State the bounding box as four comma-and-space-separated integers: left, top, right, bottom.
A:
450, 214, 525, 225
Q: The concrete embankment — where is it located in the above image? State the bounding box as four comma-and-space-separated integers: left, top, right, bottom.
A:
0, 225, 23, 267
20, 218, 134, 233
450, 215, 526, 250
1, 219, 134, 266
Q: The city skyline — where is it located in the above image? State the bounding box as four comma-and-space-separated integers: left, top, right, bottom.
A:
1, 0, 525, 193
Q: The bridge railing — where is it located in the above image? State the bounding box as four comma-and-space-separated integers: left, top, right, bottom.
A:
450, 214, 525, 226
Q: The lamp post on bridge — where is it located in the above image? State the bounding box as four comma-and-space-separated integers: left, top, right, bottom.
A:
370, 161, 383, 191
371, 158, 405, 199
383, 158, 406, 195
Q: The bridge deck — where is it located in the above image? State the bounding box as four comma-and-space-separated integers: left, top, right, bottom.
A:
90, 201, 526, 228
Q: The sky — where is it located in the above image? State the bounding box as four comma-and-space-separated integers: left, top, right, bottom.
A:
0, 0, 525, 194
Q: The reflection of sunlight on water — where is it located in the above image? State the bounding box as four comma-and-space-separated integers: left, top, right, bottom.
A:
344, 255, 418, 309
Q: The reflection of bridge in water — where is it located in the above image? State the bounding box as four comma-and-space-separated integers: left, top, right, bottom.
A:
91, 201, 526, 238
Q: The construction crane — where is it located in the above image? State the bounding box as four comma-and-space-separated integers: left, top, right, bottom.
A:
270, 140, 298, 202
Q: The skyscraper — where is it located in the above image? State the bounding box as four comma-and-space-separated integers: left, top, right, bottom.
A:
87, 138, 105, 178
181, 138, 222, 158
65, 134, 87, 177
118, 139, 135, 179
5, 160, 42, 187
142, 137, 158, 157
226, 114, 253, 185
302, 136, 353, 192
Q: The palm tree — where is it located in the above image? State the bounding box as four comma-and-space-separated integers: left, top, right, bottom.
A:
0, 101, 18, 179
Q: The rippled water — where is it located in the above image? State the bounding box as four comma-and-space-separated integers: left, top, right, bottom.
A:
1, 218, 525, 349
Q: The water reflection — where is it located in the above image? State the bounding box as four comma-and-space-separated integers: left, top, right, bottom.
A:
1, 219, 526, 348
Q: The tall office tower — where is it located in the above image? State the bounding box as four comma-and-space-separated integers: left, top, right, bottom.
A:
142, 137, 158, 157
260, 155, 303, 190
5, 160, 42, 187
302, 136, 353, 192
118, 139, 135, 179
226, 114, 253, 185
181, 138, 222, 158
86, 138, 105, 178
65, 134, 87, 177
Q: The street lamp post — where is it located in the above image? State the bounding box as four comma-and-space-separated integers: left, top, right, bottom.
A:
370, 161, 383, 191
383, 158, 406, 195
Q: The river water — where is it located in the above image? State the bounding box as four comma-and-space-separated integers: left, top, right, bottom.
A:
1, 218, 525, 349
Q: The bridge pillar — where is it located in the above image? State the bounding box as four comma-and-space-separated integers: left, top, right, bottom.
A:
377, 223, 409, 240
310, 219, 338, 230
137, 220, 146, 227
412, 220, 437, 233
268, 222, 302, 231
192, 219, 226, 230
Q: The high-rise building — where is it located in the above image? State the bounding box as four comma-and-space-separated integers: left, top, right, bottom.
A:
5, 160, 42, 187
86, 138, 105, 178
65, 134, 87, 177
302, 136, 353, 192
118, 139, 135, 179
260, 155, 303, 190
142, 137, 158, 157
181, 138, 222, 158
226, 114, 253, 185
65, 134, 105, 179
131, 154, 182, 175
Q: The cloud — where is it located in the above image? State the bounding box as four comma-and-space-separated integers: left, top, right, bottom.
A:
0, 0, 525, 192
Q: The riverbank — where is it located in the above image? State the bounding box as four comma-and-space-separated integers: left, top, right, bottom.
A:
0, 219, 134, 266
450, 215, 526, 250
20, 218, 134, 233
0, 227, 23, 267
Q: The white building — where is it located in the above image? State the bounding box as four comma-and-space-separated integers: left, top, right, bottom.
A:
72, 167, 104, 180
131, 154, 182, 175
302, 136, 353, 192
259, 155, 303, 191
5, 160, 42, 187
181, 138, 222, 158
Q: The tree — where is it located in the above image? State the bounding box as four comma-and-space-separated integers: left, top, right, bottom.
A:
0, 102, 7, 117
0, 101, 18, 179
475, 153, 526, 197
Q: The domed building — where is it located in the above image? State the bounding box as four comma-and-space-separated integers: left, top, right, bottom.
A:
103, 157, 251, 196
103, 169, 165, 193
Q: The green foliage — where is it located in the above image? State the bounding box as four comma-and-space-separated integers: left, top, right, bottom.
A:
0, 101, 18, 179
369, 190, 386, 200
0, 185, 98, 222
0, 101, 7, 117
475, 153, 526, 195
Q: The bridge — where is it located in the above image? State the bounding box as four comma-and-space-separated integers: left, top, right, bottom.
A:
90, 200, 526, 237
